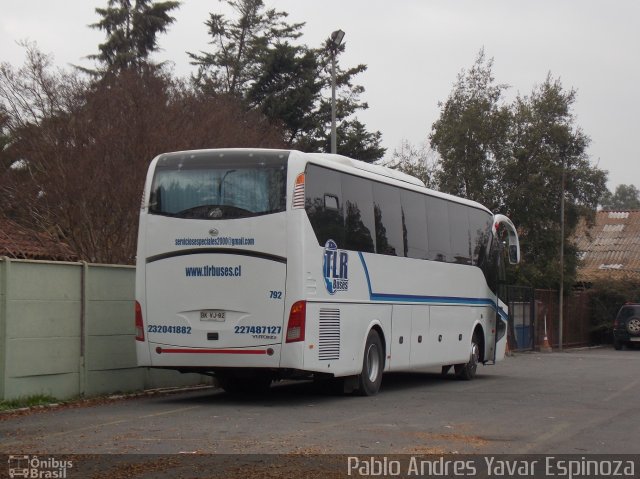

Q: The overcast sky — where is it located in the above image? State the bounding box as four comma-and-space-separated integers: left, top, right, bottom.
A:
1, 0, 638, 190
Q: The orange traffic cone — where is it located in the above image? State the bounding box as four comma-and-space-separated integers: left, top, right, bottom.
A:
540, 315, 552, 353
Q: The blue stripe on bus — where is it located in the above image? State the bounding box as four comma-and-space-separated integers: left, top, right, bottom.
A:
356, 252, 508, 321
358, 251, 374, 298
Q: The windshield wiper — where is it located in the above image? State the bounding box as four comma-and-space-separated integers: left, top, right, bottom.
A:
171, 204, 255, 220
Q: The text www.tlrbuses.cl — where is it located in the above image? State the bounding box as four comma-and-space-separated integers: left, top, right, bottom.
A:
185, 265, 242, 277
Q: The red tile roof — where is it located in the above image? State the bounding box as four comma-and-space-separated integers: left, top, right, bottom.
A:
574, 210, 640, 282
0, 219, 77, 261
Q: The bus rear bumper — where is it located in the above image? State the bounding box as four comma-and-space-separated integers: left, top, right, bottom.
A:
144, 343, 282, 369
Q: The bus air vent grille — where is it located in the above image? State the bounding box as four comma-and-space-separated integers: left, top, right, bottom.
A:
292, 181, 305, 209
318, 308, 340, 360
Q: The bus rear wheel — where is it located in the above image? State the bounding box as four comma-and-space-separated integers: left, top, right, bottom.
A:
454, 332, 480, 380
357, 329, 384, 396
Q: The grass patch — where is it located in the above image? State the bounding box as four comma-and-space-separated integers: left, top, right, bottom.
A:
0, 394, 58, 411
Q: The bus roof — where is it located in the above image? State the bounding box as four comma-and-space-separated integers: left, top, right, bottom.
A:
153, 148, 492, 215
296, 151, 492, 215
303, 152, 426, 188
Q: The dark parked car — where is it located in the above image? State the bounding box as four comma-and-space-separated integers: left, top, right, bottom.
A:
613, 303, 640, 350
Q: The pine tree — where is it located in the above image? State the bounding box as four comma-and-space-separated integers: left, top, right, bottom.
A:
189, 0, 385, 161
89, 0, 180, 71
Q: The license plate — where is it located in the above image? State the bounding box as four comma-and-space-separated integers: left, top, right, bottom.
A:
200, 310, 226, 321
630, 337, 640, 342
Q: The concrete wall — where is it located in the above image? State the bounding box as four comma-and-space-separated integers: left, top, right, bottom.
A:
0, 258, 211, 401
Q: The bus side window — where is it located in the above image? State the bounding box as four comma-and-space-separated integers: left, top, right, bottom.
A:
373, 183, 403, 256
342, 174, 375, 253
401, 190, 428, 259
469, 210, 492, 267
448, 202, 472, 265
426, 197, 450, 262
305, 164, 344, 246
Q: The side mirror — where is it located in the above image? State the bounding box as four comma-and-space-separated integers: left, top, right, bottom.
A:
493, 214, 520, 265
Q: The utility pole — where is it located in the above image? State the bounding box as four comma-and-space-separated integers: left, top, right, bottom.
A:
558, 159, 566, 351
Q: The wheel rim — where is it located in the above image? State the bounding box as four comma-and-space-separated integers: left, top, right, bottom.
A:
469, 342, 479, 374
365, 343, 380, 383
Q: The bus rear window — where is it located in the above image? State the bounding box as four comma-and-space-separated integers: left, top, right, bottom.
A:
149, 150, 288, 219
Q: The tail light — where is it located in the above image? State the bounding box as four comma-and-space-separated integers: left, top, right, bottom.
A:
286, 301, 306, 343
135, 301, 145, 341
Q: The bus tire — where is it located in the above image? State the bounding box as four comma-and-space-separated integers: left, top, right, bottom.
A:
454, 332, 480, 380
357, 329, 384, 396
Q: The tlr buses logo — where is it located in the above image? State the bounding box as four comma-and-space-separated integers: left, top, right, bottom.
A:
323, 239, 348, 294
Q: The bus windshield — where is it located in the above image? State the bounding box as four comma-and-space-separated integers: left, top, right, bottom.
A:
149, 150, 288, 220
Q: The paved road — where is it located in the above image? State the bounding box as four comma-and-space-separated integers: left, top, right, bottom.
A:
1, 348, 639, 455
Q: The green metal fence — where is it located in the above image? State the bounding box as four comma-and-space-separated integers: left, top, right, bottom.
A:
0, 257, 211, 401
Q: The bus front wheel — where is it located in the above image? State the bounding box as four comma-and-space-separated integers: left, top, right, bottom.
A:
357, 329, 384, 396
454, 332, 480, 380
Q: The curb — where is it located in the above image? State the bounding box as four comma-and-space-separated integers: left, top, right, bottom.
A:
0, 384, 215, 416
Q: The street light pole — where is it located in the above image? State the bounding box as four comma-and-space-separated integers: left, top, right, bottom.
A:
331, 52, 337, 154
328, 29, 345, 154
558, 159, 566, 351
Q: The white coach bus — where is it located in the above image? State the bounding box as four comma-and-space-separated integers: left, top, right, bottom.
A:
135, 149, 520, 395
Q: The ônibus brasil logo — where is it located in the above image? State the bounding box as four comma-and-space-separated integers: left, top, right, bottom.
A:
323, 239, 348, 294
